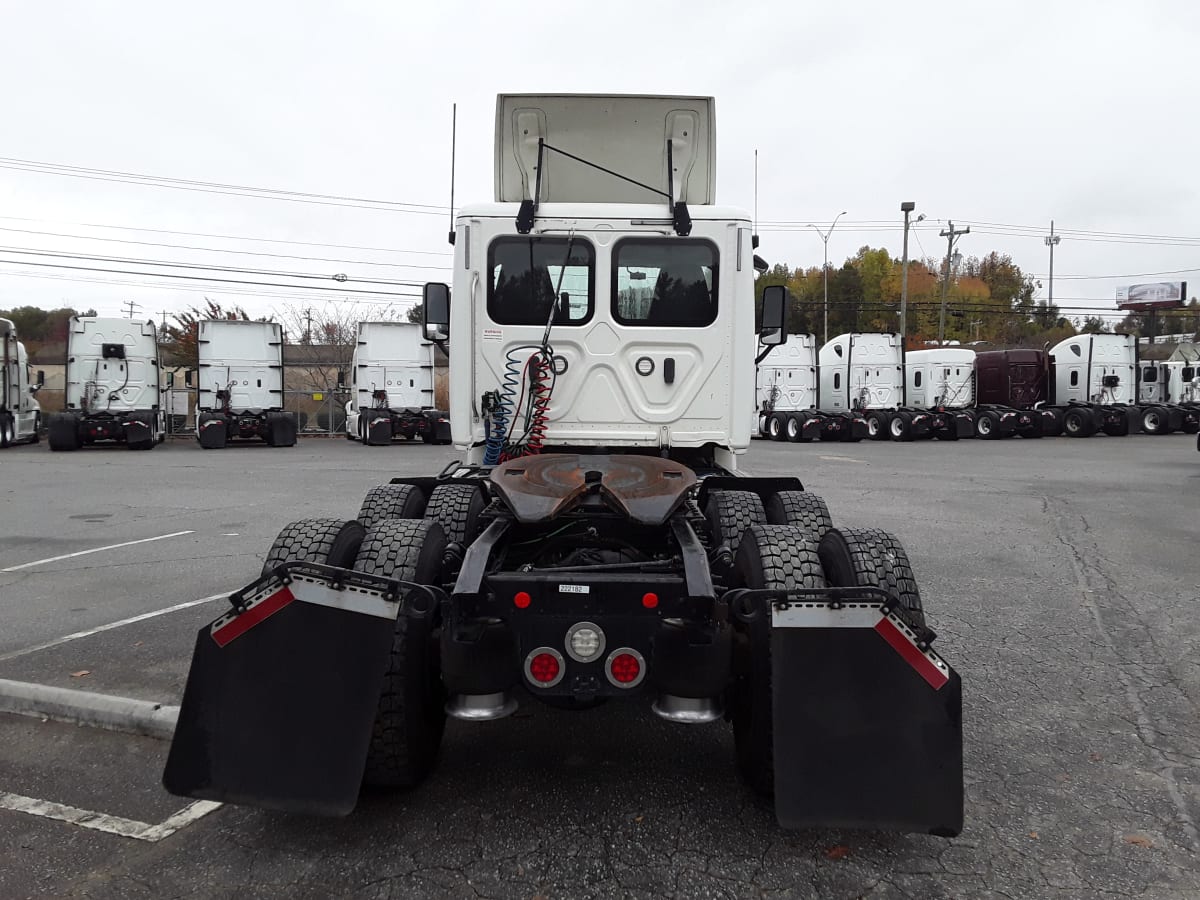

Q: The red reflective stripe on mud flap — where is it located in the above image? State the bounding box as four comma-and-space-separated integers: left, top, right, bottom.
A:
874, 617, 949, 690
211, 586, 296, 647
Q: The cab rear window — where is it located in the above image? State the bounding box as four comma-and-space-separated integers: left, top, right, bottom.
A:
611, 239, 718, 327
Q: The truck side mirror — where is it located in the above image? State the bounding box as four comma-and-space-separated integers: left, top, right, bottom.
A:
36, 369, 45, 386
337, 369, 346, 387
759, 285, 791, 346
185, 369, 193, 387
167, 372, 175, 388
423, 282, 450, 342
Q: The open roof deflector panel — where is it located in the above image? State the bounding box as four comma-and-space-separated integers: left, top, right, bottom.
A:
495, 94, 716, 206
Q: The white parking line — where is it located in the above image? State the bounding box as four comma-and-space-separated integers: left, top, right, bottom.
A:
0, 531, 196, 573
0, 593, 229, 662
0, 792, 221, 841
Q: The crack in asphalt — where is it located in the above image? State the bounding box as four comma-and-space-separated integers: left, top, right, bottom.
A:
1044, 493, 1200, 852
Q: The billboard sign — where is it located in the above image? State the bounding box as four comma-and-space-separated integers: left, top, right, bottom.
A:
1116, 281, 1187, 310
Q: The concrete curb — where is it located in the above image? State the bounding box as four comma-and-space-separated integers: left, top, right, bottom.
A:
0, 678, 178, 740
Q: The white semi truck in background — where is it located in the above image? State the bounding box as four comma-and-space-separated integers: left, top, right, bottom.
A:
1, 317, 42, 447
193, 319, 297, 449
48, 316, 165, 451
344, 321, 450, 446
758, 330, 1197, 442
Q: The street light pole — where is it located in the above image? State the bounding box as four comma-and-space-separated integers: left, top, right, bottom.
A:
809, 211, 846, 344
900, 202, 915, 347
1044, 219, 1061, 310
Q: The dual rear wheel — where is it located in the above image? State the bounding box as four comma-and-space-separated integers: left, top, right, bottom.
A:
704, 489, 924, 798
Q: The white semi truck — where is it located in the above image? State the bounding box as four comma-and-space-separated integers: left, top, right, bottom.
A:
166, 93, 963, 837
343, 321, 450, 446
193, 319, 296, 449
755, 334, 817, 440
760, 334, 976, 442
48, 316, 165, 451
1, 317, 42, 447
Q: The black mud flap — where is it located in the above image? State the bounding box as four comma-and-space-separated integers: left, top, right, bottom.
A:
123, 417, 153, 445
198, 417, 227, 449
770, 600, 963, 836
269, 412, 297, 447
163, 564, 423, 816
365, 414, 393, 445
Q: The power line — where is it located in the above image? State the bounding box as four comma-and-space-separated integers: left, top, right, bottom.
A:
0, 246, 426, 287
0, 268, 419, 307
0, 225, 452, 271
0, 214, 452, 256
0, 257, 418, 297
0, 156, 450, 215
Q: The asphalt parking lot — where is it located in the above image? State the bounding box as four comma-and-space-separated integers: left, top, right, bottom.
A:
1, 433, 1198, 899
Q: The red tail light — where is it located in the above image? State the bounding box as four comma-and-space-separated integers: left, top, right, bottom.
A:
605, 648, 646, 688
524, 647, 565, 687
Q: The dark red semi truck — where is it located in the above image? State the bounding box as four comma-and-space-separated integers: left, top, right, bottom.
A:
975, 337, 1199, 438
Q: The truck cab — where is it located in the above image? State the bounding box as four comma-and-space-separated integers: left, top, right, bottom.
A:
756, 334, 818, 440
1, 317, 42, 447
48, 316, 165, 451
440, 95, 755, 470
1050, 333, 1137, 406
345, 321, 450, 445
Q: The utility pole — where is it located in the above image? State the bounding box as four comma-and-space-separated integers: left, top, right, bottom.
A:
938, 221, 970, 345
304, 307, 313, 345
123, 300, 142, 319
1044, 220, 1061, 319
158, 309, 170, 336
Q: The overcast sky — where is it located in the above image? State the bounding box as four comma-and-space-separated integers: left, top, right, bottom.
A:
1, 0, 1197, 330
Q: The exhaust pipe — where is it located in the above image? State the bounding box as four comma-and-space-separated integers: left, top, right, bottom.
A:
652, 694, 722, 724
445, 692, 518, 721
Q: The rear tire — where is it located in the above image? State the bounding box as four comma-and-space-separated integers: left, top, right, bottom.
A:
358, 483, 427, 529
732, 524, 826, 797
355, 518, 448, 789
889, 411, 914, 442
764, 491, 832, 543
424, 483, 485, 548
866, 412, 889, 441
818, 528, 926, 630
47, 413, 80, 452
261, 518, 366, 576
975, 411, 1000, 440
784, 413, 805, 443
705, 490, 767, 558
1063, 408, 1095, 438
767, 414, 785, 442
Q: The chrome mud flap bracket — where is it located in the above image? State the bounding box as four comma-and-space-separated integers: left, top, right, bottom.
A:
738, 587, 963, 836
163, 563, 444, 816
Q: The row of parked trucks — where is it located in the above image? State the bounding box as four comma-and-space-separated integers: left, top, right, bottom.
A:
757, 332, 1200, 443
7, 316, 448, 451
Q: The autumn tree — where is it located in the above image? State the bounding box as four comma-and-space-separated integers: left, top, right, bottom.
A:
0, 305, 98, 348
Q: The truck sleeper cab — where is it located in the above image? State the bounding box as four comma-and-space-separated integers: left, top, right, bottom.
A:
48, 316, 165, 451
1, 318, 42, 447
